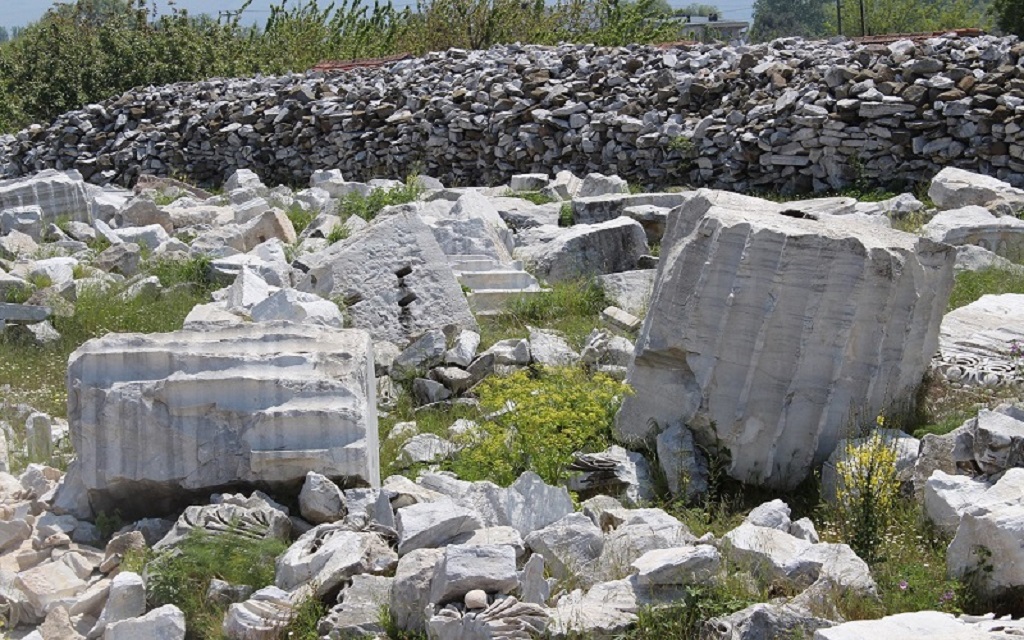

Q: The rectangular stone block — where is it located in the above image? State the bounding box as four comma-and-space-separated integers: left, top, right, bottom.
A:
67, 322, 378, 516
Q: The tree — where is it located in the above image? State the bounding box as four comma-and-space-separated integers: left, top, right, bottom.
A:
828, 0, 990, 36
0, 27, 8, 43
675, 2, 719, 16
991, 0, 1024, 35
750, 0, 830, 41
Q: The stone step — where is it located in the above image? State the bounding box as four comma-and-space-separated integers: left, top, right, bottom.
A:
468, 288, 547, 316
0, 302, 51, 324
448, 255, 524, 272
457, 270, 539, 291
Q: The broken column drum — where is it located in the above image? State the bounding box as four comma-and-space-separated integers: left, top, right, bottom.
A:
66, 322, 379, 516
616, 190, 956, 489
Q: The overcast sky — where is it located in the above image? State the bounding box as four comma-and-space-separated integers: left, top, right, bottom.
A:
1, 0, 754, 29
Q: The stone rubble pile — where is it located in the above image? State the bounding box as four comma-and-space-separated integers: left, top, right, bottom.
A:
1, 35, 1023, 193
0, 156, 1022, 637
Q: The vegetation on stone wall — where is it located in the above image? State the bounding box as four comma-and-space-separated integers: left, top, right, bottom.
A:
0, 0, 679, 133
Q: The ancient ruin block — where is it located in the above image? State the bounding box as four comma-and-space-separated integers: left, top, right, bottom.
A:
616, 190, 956, 489
67, 322, 378, 516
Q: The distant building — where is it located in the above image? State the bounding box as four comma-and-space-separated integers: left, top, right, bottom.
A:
673, 15, 749, 43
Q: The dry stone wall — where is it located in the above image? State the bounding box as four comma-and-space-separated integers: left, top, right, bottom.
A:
1, 35, 1023, 192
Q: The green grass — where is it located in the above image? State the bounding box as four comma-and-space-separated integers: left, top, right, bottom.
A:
0, 262, 213, 417
327, 223, 350, 244
152, 192, 185, 206
146, 529, 287, 640
947, 266, 1024, 311
286, 203, 316, 235
621, 580, 761, 640
378, 388, 483, 480
559, 202, 574, 227
503, 190, 556, 205
282, 595, 328, 640
340, 178, 424, 222
478, 278, 608, 350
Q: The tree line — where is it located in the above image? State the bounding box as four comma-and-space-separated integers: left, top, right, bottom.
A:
0, 0, 1018, 135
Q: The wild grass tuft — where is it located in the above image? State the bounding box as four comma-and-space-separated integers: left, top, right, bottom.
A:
286, 203, 317, 235
146, 529, 287, 640
478, 278, 607, 350
340, 178, 424, 222
504, 190, 555, 205
947, 266, 1024, 310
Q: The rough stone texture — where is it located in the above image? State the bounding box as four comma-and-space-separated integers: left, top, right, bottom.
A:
6, 38, 1024, 196
390, 548, 444, 633
105, 605, 186, 640
516, 217, 648, 282
90, 571, 146, 639
427, 596, 549, 640
155, 493, 291, 548
707, 602, 833, 640
297, 209, 477, 344
222, 587, 294, 640
0, 170, 91, 223
527, 327, 578, 367
524, 513, 604, 583
396, 501, 483, 555
631, 545, 721, 586
723, 523, 876, 596
924, 470, 991, 535
276, 525, 396, 598
814, 611, 1001, 640
929, 167, 1024, 212
67, 323, 379, 517
298, 471, 346, 524
922, 205, 1024, 261
318, 574, 393, 639
429, 544, 518, 606
934, 294, 1024, 388
617, 190, 956, 489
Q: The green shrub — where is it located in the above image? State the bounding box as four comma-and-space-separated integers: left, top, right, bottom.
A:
620, 580, 759, 640
143, 255, 216, 294
146, 529, 287, 640
286, 203, 316, 235
282, 594, 329, 640
449, 366, 631, 486
505, 190, 555, 205
339, 178, 425, 222
327, 223, 350, 244
824, 425, 900, 564
558, 202, 574, 227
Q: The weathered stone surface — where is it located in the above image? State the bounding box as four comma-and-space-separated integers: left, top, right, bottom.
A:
276, 524, 396, 598
223, 587, 294, 640
15, 560, 89, 620
707, 602, 833, 640
429, 544, 518, 606
249, 288, 344, 327
617, 190, 956, 489
516, 217, 648, 282
0, 170, 91, 223
298, 209, 477, 344
155, 493, 291, 548
922, 205, 1024, 261
524, 513, 604, 583
935, 294, 1024, 388
528, 327, 578, 366
924, 470, 991, 534
723, 524, 876, 596
390, 548, 444, 633
396, 501, 483, 555
929, 167, 1024, 212
67, 323, 379, 517
631, 545, 721, 586
815, 611, 997, 640
298, 471, 346, 524
566, 445, 654, 506
318, 574, 393, 639
90, 571, 145, 639
428, 596, 549, 640
105, 605, 186, 640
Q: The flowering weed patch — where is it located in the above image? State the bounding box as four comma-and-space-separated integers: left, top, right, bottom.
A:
450, 366, 630, 486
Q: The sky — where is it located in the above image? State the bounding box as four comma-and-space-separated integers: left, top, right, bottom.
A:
0, 0, 755, 29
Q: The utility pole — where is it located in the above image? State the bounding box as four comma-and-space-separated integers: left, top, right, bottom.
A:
859, 0, 866, 36
836, 0, 842, 35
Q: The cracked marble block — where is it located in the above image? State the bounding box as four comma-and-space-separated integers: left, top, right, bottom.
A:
67, 322, 378, 516
616, 190, 956, 489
